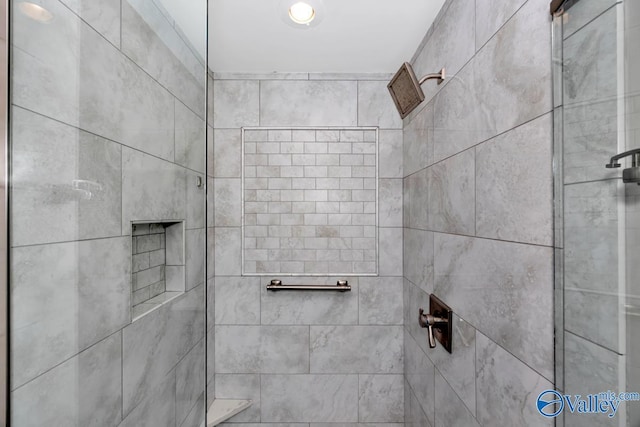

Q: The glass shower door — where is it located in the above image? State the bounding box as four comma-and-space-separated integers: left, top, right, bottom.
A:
8, 0, 208, 425
554, 0, 640, 425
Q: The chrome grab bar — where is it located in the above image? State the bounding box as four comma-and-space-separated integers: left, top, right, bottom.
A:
266, 279, 351, 292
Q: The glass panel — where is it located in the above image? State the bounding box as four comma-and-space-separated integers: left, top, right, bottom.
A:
554, 0, 640, 425
8, 0, 207, 425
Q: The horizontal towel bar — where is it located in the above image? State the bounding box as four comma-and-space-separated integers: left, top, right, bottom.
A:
266, 279, 351, 292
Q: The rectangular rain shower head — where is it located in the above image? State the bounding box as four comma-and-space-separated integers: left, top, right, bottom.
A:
388, 62, 425, 119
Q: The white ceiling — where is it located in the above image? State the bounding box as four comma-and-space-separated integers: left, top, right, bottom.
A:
208, 0, 447, 73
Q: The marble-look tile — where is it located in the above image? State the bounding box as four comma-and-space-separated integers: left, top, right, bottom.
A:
179, 394, 205, 427
11, 107, 122, 247
403, 103, 433, 176
434, 233, 554, 381
412, 0, 475, 105
122, 0, 205, 116
214, 178, 242, 226
261, 375, 359, 422
214, 80, 260, 128
185, 228, 205, 291
11, 237, 130, 388
260, 81, 358, 126
564, 288, 619, 353
12, 0, 176, 160
60, 0, 121, 46
11, 333, 122, 427
404, 330, 435, 425
214, 227, 241, 276
215, 326, 309, 373
564, 331, 620, 427
379, 228, 402, 276
404, 168, 429, 230
476, 332, 554, 427
434, 370, 480, 427
476, 114, 553, 245
310, 326, 403, 374
428, 150, 475, 235
379, 179, 403, 227
120, 370, 176, 427
358, 277, 403, 325
428, 314, 476, 416
564, 180, 619, 293
176, 340, 205, 426
122, 286, 204, 414
215, 277, 261, 325
358, 375, 404, 423
215, 374, 261, 422
379, 130, 403, 178
407, 380, 432, 427
563, 0, 618, 39
403, 228, 434, 295
175, 100, 206, 173
357, 81, 402, 129
214, 129, 242, 177
122, 147, 187, 231
475, 0, 527, 49
563, 5, 617, 106
261, 278, 358, 325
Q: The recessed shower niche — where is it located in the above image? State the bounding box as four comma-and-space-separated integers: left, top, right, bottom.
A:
131, 221, 185, 319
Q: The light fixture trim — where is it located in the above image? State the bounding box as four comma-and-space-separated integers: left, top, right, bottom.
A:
288, 2, 315, 25
17, 1, 54, 23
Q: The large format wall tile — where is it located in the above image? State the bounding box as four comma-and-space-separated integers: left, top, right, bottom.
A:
563, 0, 617, 39
11, 237, 130, 388
358, 375, 404, 422
214, 80, 260, 128
403, 228, 433, 294
404, 330, 435, 425
476, 332, 553, 427
310, 326, 403, 374
403, 103, 433, 176
261, 375, 359, 423
403, 279, 431, 357
13, 0, 176, 161
175, 100, 206, 173
60, 0, 121, 47
214, 129, 242, 178
404, 167, 429, 230
215, 326, 309, 373
357, 81, 403, 129
215, 277, 261, 325
214, 227, 242, 276
359, 277, 403, 325
122, 286, 204, 415
476, 114, 553, 245
379, 179, 403, 227
427, 149, 475, 235
120, 371, 176, 427
176, 340, 205, 426
379, 130, 403, 178
12, 333, 122, 427
185, 228, 205, 290
215, 374, 261, 422
434, 233, 554, 381
11, 107, 122, 247
122, 147, 189, 231
412, 0, 475, 105
475, 0, 527, 49
434, 370, 480, 427
564, 288, 620, 353
260, 81, 357, 126
122, 0, 205, 116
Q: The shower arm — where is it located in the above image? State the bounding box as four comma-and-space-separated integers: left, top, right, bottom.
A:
418, 68, 446, 86
605, 148, 640, 168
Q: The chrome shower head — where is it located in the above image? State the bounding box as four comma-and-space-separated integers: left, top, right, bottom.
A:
387, 62, 445, 119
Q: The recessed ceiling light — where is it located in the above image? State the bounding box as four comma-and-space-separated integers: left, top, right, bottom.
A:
289, 2, 315, 25
17, 1, 53, 23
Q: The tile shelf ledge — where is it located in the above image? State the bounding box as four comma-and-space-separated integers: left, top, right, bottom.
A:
207, 399, 252, 426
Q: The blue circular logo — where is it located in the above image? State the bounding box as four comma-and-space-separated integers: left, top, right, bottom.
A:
537, 390, 564, 418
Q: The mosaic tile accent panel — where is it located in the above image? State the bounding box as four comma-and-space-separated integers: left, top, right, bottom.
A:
242, 127, 378, 275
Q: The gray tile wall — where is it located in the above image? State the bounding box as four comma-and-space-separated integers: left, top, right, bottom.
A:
210, 72, 404, 424
242, 128, 378, 275
10, 0, 206, 426
403, 0, 555, 426
132, 223, 167, 307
